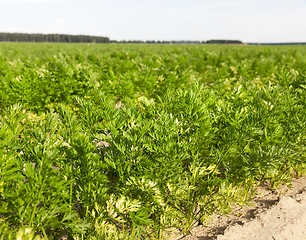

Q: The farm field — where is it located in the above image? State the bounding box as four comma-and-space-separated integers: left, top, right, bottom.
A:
0, 42, 306, 239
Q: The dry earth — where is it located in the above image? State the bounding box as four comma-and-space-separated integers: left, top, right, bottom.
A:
178, 175, 306, 240
42, 175, 306, 239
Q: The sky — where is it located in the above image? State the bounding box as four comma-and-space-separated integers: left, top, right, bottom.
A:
0, 0, 305, 43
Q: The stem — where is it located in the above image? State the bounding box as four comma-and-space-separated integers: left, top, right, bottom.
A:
29, 182, 44, 227
20, 202, 31, 228
70, 181, 73, 207
42, 227, 48, 239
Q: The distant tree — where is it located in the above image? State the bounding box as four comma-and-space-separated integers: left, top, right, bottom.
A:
206, 39, 242, 44
0, 32, 110, 43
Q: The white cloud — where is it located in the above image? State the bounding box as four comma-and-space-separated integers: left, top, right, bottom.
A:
0, 27, 37, 33
0, 0, 305, 42
55, 18, 66, 24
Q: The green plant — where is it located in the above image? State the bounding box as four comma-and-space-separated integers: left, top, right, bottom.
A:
1, 43, 306, 239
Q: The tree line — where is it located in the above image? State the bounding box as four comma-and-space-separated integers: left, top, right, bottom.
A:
0, 32, 244, 44
0, 33, 110, 43
116, 39, 243, 44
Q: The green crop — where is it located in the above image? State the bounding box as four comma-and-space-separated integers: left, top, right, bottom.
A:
0, 43, 306, 239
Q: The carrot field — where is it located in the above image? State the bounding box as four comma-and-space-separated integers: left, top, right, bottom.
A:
0, 42, 306, 239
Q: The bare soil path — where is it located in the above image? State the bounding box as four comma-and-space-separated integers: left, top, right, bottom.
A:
180, 175, 306, 240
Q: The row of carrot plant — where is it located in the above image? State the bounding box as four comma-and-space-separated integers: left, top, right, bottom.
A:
0, 43, 306, 239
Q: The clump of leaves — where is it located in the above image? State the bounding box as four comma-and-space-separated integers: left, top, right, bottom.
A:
1, 44, 306, 239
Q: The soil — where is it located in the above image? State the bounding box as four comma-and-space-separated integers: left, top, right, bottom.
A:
177, 175, 306, 240
46, 175, 306, 239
